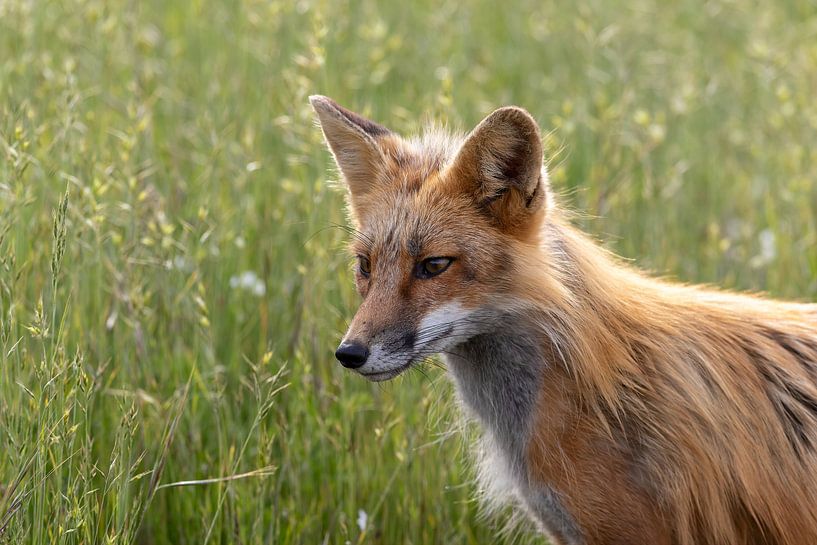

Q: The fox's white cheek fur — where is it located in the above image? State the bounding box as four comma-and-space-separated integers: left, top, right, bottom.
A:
416, 301, 475, 351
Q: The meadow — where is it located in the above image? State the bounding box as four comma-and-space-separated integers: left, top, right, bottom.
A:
1, 0, 816, 543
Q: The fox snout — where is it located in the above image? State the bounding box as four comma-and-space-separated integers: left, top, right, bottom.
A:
333, 316, 418, 382
333, 300, 483, 382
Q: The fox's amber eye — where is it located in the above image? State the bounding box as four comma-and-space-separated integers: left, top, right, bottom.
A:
358, 256, 371, 277
416, 257, 454, 279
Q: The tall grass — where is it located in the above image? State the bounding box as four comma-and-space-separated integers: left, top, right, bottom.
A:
1, 0, 815, 543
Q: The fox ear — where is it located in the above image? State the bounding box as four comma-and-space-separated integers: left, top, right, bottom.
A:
446, 107, 546, 234
309, 95, 391, 205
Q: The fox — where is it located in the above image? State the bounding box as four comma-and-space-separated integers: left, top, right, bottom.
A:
309, 94, 817, 545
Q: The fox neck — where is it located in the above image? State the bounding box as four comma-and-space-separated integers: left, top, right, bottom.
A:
445, 323, 548, 470
442, 294, 586, 541
440, 218, 642, 540
442, 216, 628, 423
441, 217, 644, 484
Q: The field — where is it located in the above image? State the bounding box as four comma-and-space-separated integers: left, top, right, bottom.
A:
1, 0, 816, 543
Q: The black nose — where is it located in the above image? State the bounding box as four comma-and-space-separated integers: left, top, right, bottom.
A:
335, 341, 369, 369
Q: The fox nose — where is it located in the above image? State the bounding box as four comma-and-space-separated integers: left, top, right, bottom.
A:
335, 341, 369, 369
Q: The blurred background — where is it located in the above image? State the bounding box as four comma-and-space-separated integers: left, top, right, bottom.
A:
1, 0, 815, 543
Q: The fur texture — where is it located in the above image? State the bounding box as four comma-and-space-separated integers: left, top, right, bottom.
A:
310, 95, 817, 545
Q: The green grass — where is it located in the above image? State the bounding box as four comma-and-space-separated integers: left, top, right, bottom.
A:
1, 0, 816, 543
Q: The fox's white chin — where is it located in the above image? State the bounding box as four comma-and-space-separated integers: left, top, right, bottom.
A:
358, 361, 413, 382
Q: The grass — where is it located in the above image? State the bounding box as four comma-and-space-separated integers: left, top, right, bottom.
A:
0, 0, 816, 543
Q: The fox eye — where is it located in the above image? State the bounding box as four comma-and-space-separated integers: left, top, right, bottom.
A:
416, 257, 454, 279
358, 256, 371, 277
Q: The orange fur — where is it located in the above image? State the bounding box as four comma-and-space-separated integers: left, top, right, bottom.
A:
523, 219, 817, 544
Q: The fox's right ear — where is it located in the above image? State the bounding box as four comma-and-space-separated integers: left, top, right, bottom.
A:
309, 95, 391, 208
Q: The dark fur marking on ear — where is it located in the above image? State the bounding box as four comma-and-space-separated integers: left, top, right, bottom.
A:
496, 142, 528, 182
323, 96, 391, 137
526, 177, 541, 208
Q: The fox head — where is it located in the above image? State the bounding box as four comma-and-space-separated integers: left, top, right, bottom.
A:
311, 95, 551, 381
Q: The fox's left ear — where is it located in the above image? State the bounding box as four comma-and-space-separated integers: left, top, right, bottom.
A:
309, 95, 391, 214
446, 107, 547, 235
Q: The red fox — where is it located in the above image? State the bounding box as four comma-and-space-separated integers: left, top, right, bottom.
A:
310, 95, 817, 545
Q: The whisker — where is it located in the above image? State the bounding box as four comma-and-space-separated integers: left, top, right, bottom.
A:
331, 222, 375, 249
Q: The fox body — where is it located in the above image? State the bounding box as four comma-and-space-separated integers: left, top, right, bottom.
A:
310, 95, 817, 545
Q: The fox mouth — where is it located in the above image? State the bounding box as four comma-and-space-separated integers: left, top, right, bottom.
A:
358, 326, 455, 382
359, 361, 413, 382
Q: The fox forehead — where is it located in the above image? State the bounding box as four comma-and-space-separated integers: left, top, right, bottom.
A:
382, 129, 464, 181
350, 180, 491, 262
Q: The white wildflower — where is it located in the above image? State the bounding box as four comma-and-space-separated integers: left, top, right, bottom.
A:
759, 229, 776, 262
356, 509, 368, 532
751, 228, 777, 268
105, 310, 118, 331
229, 270, 266, 297
165, 255, 191, 272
